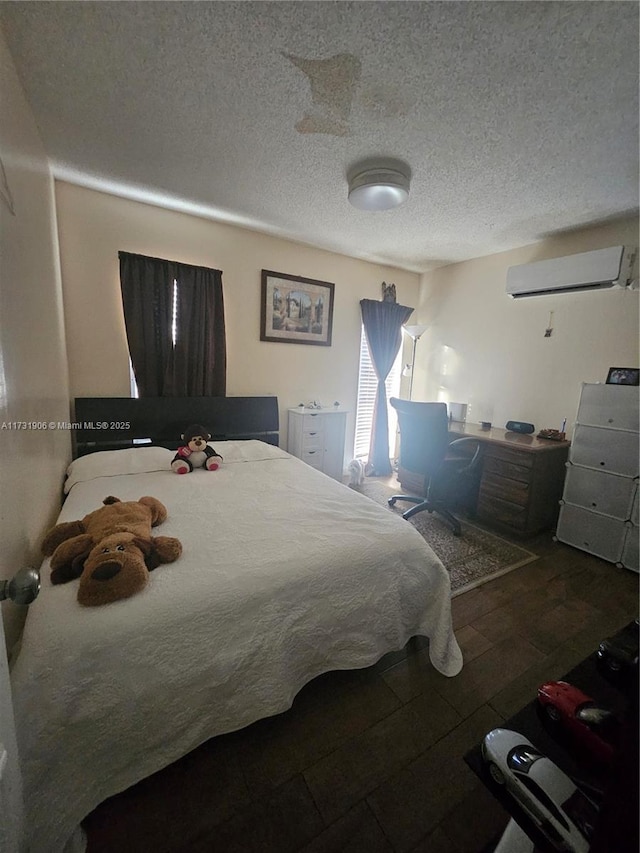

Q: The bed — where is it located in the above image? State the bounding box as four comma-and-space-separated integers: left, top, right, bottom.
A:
10, 396, 463, 853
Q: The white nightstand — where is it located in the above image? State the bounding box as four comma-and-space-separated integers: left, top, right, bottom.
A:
287, 407, 348, 481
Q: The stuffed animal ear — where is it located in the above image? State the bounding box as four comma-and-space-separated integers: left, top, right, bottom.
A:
137, 496, 168, 527
129, 537, 158, 571
50, 534, 94, 585
147, 535, 182, 569
132, 536, 181, 571
183, 424, 211, 442
42, 520, 86, 556
51, 560, 85, 586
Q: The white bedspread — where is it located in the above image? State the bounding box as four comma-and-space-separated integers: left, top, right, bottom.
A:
10, 442, 462, 853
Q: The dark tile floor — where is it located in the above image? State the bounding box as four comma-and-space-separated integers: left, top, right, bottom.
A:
84, 515, 638, 853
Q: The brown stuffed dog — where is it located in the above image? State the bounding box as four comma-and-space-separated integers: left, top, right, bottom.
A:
42, 496, 182, 606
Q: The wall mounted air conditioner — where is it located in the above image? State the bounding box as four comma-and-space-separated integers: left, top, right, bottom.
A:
506, 245, 637, 299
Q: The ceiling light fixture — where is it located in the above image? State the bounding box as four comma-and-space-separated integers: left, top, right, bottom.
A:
348, 165, 410, 211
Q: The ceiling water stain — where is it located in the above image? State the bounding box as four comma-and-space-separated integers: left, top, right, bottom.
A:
283, 52, 361, 136
358, 82, 415, 119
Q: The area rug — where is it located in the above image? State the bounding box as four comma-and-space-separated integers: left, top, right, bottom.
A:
353, 478, 539, 597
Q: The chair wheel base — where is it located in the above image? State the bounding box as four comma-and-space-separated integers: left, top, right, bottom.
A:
389, 494, 463, 537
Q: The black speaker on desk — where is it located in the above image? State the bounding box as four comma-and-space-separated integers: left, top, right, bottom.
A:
505, 420, 535, 434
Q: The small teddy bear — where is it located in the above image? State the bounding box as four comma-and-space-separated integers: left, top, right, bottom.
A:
171, 424, 223, 474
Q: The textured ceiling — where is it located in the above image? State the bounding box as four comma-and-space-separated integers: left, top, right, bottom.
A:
1, 1, 638, 272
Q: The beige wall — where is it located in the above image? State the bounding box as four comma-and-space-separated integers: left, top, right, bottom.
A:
54, 181, 421, 453
0, 32, 70, 648
414, 217, 639, 436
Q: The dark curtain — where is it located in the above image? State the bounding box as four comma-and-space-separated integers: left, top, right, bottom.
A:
165, 261, 226, 396
360, 298, 414, 475
119, 252, 226, 397
119, 252, 174, 397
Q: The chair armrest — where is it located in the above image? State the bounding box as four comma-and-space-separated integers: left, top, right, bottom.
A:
448, 437, 479, 449
446, 438, 482, 472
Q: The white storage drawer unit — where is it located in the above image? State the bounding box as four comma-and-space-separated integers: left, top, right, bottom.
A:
556, 504, 627, 563
575, 382, 639, 431
287, 407, 347, 481
556, 383, 639, 572
569, 425, 638, 477
562, 466, 636, 519
621, 526, 639, 572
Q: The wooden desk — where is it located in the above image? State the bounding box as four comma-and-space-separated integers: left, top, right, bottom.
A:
449, 423, 570, 536
399, 423, 570, 537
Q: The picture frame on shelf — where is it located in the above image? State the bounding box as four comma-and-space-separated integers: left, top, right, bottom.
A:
260, 269, 334, 346
605, 367, 639, 386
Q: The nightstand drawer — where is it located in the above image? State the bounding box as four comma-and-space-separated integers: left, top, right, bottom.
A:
301, 448, 324, 468
302, 412, 325, 429
302, 429, 323, 450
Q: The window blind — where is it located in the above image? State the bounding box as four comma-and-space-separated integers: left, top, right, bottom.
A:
354, 324, 402, 459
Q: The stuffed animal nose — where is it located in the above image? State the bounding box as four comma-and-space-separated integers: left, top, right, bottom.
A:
91, 562, 122, 581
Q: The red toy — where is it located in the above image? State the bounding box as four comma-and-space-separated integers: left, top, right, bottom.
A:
171, 424, 223, 474
537, 680, 618, 767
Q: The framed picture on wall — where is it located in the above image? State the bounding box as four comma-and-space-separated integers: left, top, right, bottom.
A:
606, 367, 640, 386
260, 269, 334, 346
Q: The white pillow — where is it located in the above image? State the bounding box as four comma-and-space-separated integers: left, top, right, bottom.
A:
64, 441, 290, 492
208, 440, 291, 464
65, 447, 174, 493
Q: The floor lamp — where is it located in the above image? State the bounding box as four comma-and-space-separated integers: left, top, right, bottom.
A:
402, 324, 429, 400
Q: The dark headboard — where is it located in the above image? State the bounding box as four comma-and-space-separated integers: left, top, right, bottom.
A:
73, 397, 279, 457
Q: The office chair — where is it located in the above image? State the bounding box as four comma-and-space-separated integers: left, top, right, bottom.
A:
388, 397, 483, 536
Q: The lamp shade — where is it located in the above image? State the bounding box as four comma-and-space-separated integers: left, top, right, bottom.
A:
402, 324, 429, 340
348, 167, 410, 211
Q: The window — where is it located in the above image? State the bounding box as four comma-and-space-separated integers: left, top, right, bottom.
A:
119, 251, 226, 398
354, 324, 402, 459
